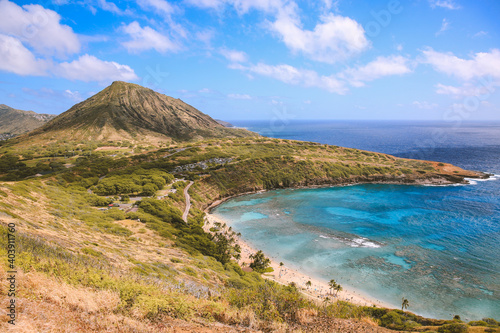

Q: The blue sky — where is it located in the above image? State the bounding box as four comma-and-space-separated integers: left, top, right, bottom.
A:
0, 0, 499, 121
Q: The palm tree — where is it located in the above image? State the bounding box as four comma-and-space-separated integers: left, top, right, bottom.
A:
323, 297, 331, 308
334, 284, 343, 296
305, 280, 312, 290
279, 262, 284, 277
328, 279, 337, 295
401, 298, 409, 312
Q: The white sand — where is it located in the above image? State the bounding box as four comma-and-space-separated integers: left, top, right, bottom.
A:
204, 213, 393, 308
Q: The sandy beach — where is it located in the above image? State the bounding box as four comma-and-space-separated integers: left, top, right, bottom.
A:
204, 213, 393, 309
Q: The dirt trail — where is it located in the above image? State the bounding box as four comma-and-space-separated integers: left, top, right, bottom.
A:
182, 181, 194, 222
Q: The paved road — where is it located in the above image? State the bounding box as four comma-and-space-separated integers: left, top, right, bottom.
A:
182, 181, 194, 223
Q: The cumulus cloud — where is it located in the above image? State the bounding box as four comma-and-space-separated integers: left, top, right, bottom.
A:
0, 0, 80, 57
340, 55, 412, 87
0, 34, 136, 83
186, 0, 368, 63
270, 11, 369, 63
0, 34, 49, 76
230, 53, 412, 94
55, 54, 139, 82
220, 48, 248, 63
122, 22, 179, 53
421, 48, 500, 81
246, 63, 348, 94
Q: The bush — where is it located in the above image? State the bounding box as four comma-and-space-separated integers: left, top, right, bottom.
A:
482, 318, 500, 327
86, 194, 113, 207
106, 208, 126, 220
438, 323, 468, 333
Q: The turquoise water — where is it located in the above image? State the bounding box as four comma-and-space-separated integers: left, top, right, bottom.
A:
213, 121, 500, 321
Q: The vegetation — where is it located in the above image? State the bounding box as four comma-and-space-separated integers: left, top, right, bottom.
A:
0, 127, 493, 331
402, 297, 410, 312
249, 250, 271, 273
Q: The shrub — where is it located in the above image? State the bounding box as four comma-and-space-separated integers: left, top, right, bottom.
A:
482, 318, 500, 327
438, 323, 468, 333
82, 247, 104, 258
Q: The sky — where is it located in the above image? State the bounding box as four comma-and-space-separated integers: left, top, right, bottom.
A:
0, 0, 499, 121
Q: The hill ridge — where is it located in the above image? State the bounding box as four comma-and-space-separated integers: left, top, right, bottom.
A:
18, 81, 255, 145
0, 104, 56, 140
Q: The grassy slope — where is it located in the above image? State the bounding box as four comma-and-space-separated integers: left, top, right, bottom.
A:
0, 138, 496, 333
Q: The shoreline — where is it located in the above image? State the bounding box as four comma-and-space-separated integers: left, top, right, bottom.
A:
200, 172, 493, 315
203, 212, 394, 310
204, 171, 491, 212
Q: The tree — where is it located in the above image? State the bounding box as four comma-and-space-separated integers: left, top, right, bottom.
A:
334, 284, 343, 296
142, 183, 158, 196
328, 279, 337, 295
306, 280, 312, 290
279, 262, 284, 277
249, 250, 271, 273
401, 298, 409, 312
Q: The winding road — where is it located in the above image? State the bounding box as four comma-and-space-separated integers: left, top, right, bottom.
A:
182, 181, 194, 223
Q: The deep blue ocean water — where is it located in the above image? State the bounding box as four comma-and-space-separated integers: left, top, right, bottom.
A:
213, 120, 500, 321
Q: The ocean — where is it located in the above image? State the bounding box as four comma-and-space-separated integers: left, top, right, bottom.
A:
212, 120, 500, 321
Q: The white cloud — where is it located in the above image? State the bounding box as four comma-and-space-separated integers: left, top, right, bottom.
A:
184, 0, 225, 10
186, 0, 368, 63
228, 93, 251, 99
137, 0, 187, 38
184, 0, 285, 13
55, 54, 139, 82
232, 0, 285, 14
196, 29, 215, 46
0, 34, 49, 76
0, 33, 137, 83
270, 11, 369, 63
96, 0, 132, 15
137, 0, 175, 16
64, 89, 83, 102
413, 101, 438, 109
473, 31, 487, 38
341, 55, 412, 87
220, 48, 248, 63
230, 54, 412, 94
435, 82, 498, 98
421, 48, 500, 81
247, 63, 348, 94
320, 0, 340, 11
0, 0, 80, 57
429, 0, 460, 10
122, 21, 179, 53
436, 18, 450, 36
